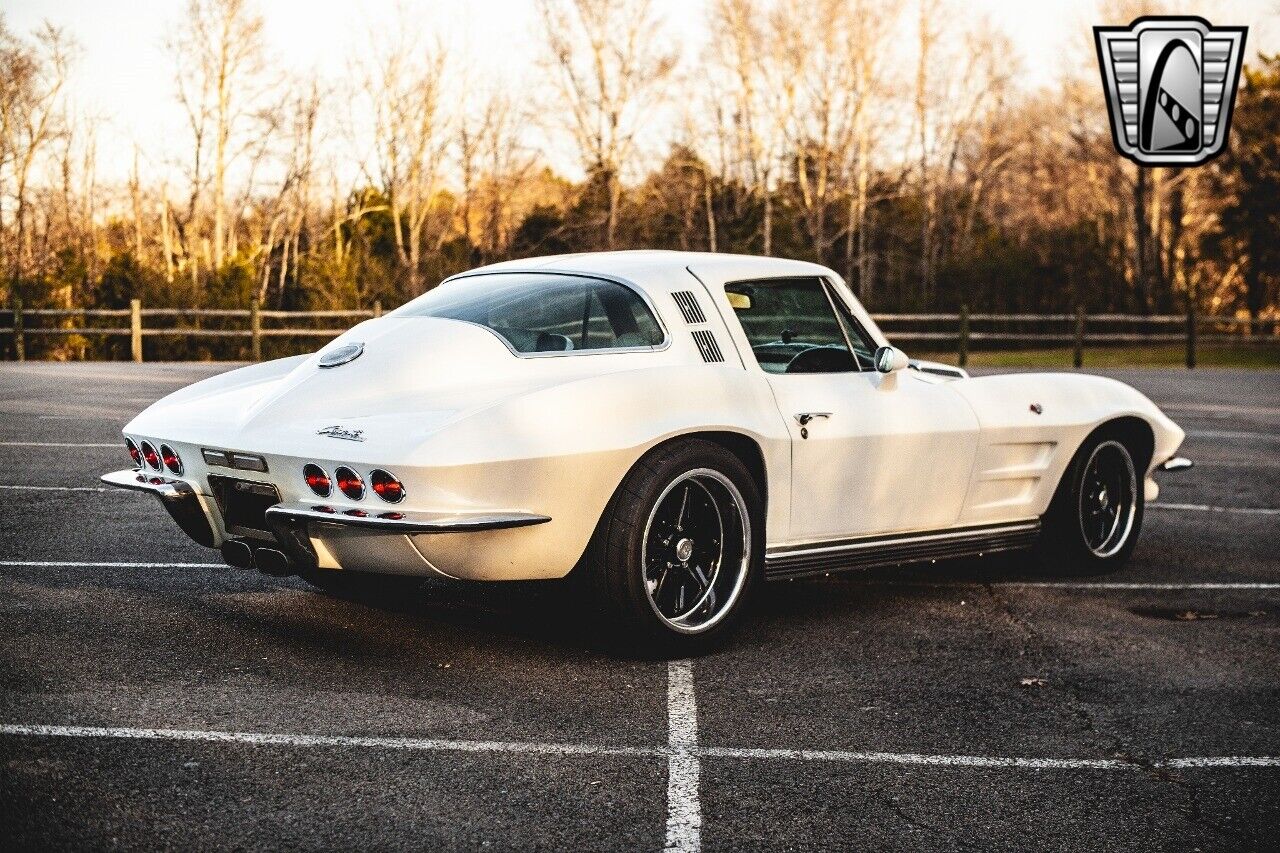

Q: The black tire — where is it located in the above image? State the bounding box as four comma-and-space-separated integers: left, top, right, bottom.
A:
583, 438, 764, 655
1036, 430, 1145, 575
298, 568, 425, 604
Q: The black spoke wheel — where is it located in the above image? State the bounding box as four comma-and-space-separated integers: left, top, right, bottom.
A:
1037, 429, 1145, 575
581, 438, 763, 653
1077, 440, 1138, 558
641, 469, 751, 634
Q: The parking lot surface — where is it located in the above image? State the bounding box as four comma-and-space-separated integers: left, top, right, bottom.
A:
1, 362, 1278, 850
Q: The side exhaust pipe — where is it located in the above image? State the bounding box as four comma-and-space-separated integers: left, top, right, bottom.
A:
221, 540, 254, 569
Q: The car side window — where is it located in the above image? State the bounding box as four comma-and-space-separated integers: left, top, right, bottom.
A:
396, 273, 664, 354
724, 277, 859, 374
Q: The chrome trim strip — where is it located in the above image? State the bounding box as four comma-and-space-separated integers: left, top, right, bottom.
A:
1160, 457, 1194, 472
264, 502, 551, 534
768, 520, 1041, 560
100, 468, 197, 502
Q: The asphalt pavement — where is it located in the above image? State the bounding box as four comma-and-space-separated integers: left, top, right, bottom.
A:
1, 362, 1277, 851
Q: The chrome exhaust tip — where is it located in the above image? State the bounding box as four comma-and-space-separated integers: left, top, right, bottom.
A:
221, 540, 254, 570
253, 547, 292, 577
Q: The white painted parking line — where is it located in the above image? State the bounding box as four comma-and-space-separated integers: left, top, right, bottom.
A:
0, 561, 220, 569
700, 746, 1280, 769
665, 660, 701, 853
0, 723, 662, 757
1162, 402, 1280, 417
1150, 503, 1280, 516
0, 485, 113, 492
1186, 429, 1280, 440
1, 723, 1276, 772
824, 580, 1280, 590
0, 441, 118, 448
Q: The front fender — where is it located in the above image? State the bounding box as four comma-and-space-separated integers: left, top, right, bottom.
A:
952, 372, 1184, 524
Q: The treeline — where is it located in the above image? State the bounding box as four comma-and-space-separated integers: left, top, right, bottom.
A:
1, 0, 1277, 360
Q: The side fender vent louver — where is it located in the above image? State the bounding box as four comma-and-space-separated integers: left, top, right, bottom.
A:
672, 290, 707, 325
691, 329, 725, 363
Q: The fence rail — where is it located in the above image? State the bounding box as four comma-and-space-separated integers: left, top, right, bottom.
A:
2, 299, 1276, 367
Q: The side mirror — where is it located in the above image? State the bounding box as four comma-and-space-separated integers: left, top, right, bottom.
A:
874, 345, 910, 374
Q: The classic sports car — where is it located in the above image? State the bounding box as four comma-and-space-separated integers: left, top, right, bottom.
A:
104, 251, 1191, 650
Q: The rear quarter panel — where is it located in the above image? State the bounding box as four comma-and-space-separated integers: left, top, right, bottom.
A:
402, 363, 791, 580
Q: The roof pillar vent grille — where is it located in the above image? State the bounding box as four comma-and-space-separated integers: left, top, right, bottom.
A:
672, 291, 707, 325
691, 329, 725, 363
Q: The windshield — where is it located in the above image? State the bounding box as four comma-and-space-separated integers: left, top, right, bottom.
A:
394, 273, 665, 354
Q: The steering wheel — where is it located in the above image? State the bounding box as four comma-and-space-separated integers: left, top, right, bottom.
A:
784, 345, 856, 374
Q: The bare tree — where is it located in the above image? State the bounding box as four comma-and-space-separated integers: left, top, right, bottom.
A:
355, 25, 451, 296
537, 0, 678, 248
167, 0, 268, 274
705, 0, 782, 254
0, 19, 74, 297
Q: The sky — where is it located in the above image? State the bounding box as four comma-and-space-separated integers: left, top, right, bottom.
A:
4, 0, 1278, 185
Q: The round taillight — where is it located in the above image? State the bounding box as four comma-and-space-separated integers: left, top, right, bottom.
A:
160, 444, 183, 475
140, 441, 160, 470
126, 438, 142, 467
378, 511, 404, 520
334, 466, 364, 500
370, 469, 405, 503
303, 464, 331, 497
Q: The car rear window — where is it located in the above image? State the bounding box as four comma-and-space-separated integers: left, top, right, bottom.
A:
394, 273, 665, 354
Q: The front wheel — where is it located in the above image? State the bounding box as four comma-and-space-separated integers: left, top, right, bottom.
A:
586, 439, 763, 654
1037, 434, 1144, 574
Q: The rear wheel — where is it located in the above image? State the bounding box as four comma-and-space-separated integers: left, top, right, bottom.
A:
586, 439, 763, 654
1037, 433, 1144, 574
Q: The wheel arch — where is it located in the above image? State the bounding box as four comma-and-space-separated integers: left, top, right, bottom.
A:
1088, 415, 1156, 475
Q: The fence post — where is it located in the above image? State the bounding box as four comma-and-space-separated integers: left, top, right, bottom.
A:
373, 300, 383, 319
1073, 305, 1085, 369
250, 299, 262, 362
957, 304, 969, 367
130, 299, 143, 363
12, 298, 24, 362
1185, 302, 1197, 370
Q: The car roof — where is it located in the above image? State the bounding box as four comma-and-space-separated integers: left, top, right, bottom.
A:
450, 250, 837, 291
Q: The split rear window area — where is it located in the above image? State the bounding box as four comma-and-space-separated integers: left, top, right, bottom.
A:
396, 273, 664, 354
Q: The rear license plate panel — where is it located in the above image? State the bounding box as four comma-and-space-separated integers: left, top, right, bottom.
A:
208, 474, 281, 538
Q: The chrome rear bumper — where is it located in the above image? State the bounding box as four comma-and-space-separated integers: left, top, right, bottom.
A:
263, 502, 551, 534
101, 469, 552, 574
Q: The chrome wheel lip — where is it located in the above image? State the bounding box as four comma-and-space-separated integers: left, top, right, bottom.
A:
1078, 440, 1138, 558
641, 467, 752, 636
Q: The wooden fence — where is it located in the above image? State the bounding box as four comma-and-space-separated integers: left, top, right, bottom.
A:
2, 299, 1276, 368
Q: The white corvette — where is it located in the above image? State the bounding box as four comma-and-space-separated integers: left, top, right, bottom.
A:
104, 251, 1191, 650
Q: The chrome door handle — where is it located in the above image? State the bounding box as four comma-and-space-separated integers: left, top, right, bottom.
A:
794, 412, 832, 426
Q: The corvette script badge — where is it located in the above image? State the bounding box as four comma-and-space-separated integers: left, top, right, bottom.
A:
316, 425, 365, 442
1094, 16, 1247, 166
